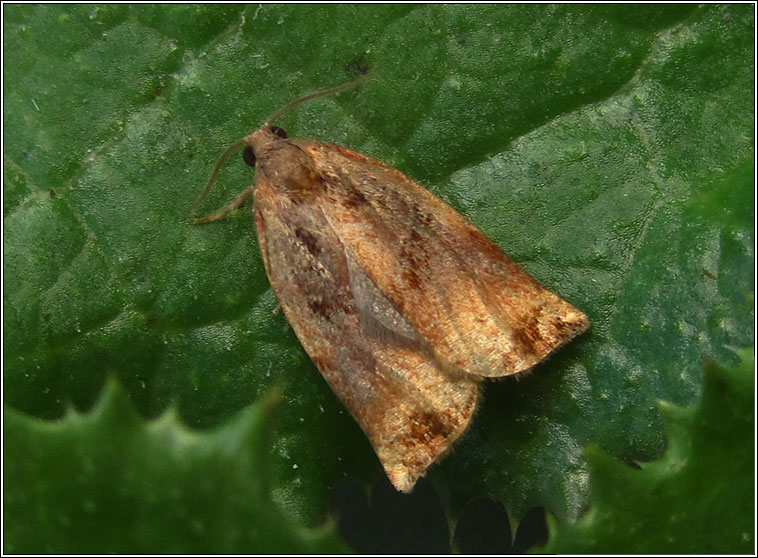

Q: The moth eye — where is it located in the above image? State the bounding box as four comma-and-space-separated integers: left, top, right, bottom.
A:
243, 145, 256, 167
270, 125, 288, 138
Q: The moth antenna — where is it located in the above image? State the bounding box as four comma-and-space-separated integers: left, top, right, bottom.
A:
264, 67, 377, 126
189, 138, 246, 213
191, 67, 376, 216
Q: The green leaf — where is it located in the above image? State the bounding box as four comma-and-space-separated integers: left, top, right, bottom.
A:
4, 4, 753, 551
3, 379, 347, 554
544, 348, 754, 553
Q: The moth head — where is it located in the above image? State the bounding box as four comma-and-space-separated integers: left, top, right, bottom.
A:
243, 125, 287, 167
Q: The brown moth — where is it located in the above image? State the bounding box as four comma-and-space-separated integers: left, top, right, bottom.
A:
194, 75, 589, 493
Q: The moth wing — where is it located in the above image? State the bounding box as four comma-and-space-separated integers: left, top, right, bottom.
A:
253, 177, 480, 493
302, 141, 588, 378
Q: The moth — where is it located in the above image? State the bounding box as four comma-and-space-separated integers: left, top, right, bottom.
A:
194, 75, 589, 493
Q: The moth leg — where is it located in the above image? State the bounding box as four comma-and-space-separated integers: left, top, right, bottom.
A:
192, 185, 255, 224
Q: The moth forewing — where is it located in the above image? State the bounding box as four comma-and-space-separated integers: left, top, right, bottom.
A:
303, 140, 589, 378
252, 158, 481, 492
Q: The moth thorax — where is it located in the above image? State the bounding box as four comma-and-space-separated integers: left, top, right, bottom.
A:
261, 145, 322, 194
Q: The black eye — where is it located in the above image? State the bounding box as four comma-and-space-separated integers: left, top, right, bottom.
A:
270, 125, 287, 138
243, 145, 256, 167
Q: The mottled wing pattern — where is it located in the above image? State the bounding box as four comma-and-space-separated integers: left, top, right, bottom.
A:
299, 140, 589, 378
253, 177, 481, 492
